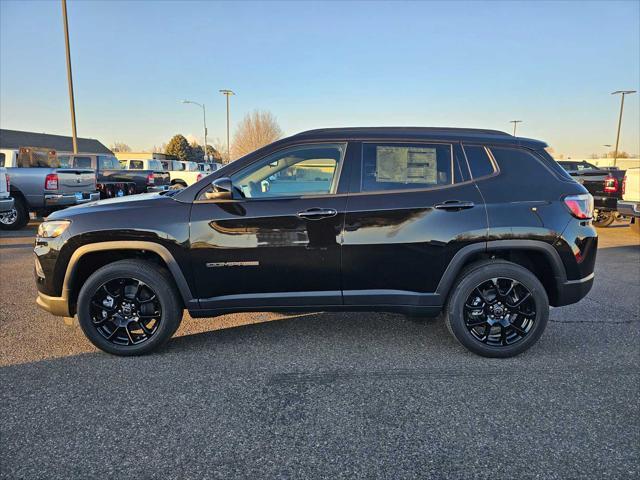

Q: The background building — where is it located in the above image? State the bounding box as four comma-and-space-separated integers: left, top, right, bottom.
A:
0, 129, 112, 156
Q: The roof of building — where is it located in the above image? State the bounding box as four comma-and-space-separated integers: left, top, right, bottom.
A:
0, 129, 113, 154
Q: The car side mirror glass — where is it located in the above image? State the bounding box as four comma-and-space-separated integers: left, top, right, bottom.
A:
205, 177, 234, 200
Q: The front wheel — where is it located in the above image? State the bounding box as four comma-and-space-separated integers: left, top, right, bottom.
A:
77, 259, 183, 356
444, 260, 549, 358
593, 210, 615, 227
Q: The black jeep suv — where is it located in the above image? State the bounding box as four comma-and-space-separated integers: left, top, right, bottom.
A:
35, 127, 597, 358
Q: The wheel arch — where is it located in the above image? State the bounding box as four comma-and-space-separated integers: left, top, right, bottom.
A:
436, 240, 566, 306
64, 241, 195, 315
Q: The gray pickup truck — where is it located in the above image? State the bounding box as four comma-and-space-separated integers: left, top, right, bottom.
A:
0, 147, 100, 230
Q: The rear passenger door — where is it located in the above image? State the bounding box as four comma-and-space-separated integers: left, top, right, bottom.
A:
341, 141, 486, 307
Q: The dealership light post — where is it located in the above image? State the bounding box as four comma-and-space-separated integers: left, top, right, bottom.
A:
61, 0, 78, 154
219, 89, 235, 162
611, 90, 636, 167
509, 120, 522, 137
182, 100, 208, 161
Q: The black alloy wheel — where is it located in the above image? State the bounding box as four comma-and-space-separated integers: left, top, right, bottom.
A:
463, 277, 536, 347
444, 260, 549, 358
77, 259, 182, 356
90, 278, 162, 346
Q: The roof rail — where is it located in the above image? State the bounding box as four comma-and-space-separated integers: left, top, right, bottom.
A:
293, 126, 512, 137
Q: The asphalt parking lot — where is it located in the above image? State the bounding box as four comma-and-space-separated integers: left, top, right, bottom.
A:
1, 221, 638, 479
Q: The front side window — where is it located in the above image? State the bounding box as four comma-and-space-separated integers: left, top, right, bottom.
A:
149, 160, 163, 171
230, 143, 345, 199
362, 143, 453, 192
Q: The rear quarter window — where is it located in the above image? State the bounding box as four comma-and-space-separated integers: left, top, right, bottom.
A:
490, 147, 573, 184
0, 153, 4, 167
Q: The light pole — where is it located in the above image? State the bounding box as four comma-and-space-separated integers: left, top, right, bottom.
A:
611, 90, 636, 167
219, 89, 235, 162
182, 100, 208, 161
509, 120, 523, 137
61, 0, 78, 154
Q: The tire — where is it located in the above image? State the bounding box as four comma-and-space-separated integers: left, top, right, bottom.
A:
593, 210, 615, 228
444, 260, 549, 358
0, 196, 29, 230
77, 259, 183, 356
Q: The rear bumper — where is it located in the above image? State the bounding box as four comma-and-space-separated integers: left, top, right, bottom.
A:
594, 195, 617, 211
617, 201, 640, 218
0, 197, 14, 213
36, 290, 71, 317
554, 273, 594, 307
44, 192, 100, 207
147, 185, 170, 192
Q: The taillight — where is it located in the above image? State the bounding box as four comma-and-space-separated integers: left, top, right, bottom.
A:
44, 173, 59, 190
604, 175, 618, 193
564, 194, 594, 219
147, 173, 155, 185
197, 173, 204, 182
622, 175, 626, 196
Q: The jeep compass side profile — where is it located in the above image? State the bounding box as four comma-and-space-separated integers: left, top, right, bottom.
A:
34, 128, 597, 357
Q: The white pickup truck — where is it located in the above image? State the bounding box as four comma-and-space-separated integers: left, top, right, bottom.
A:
618, 167, 639, 231
0, 167, 13, 214
159, 159, 204, 188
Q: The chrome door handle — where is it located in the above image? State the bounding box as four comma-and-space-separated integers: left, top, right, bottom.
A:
434, 201, 475, 210
297, 208, 338, 220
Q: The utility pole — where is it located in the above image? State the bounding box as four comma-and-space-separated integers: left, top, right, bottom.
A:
182, 100, 208, 161
509, 120, 523, 137
611, 90, 636, 167
61, 0, 78, 153
219, 89, 235, 162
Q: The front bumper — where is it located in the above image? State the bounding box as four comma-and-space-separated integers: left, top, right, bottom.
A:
36, 289, 72, 317
617, 201, 640, 218
44, 192, 100, 207
0, 197, 14, 213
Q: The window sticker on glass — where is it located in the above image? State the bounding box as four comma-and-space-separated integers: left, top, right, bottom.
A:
376, 146, 438, 184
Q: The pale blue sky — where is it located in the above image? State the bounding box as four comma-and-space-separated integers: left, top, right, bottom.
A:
1, 0, 639, 157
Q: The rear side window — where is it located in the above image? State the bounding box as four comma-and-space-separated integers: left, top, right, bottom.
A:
463, 145, 495, 179
129, 160, 144, 169
74, 156, 92, 169
362, 143, 454, 192
0, 153, 4, 167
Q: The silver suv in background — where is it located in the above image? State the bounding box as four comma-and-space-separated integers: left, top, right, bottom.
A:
0, 147, 99, 230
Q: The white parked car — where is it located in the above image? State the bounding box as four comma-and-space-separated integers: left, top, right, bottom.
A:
617, 167, 639, 227
158, 159, 203, 188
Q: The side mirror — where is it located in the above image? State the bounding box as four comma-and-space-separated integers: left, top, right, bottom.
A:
206, 177, 234, 200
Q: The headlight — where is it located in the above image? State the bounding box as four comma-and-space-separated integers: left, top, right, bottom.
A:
37, 220, 70, 238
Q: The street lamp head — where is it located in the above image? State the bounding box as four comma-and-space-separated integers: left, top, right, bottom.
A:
219, 89, 235, 96
611, 90, 637, 95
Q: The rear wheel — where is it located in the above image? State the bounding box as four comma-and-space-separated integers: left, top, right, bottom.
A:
444, 260, 549, 358
593, 210, 615, 227
77, 259, 183, 356
0, 196, 29, 230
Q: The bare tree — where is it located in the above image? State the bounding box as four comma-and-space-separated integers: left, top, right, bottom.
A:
231, 110, 283, 160
110, 141, 131, 152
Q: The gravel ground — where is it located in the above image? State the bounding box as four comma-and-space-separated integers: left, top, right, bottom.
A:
1, 221, 638, 479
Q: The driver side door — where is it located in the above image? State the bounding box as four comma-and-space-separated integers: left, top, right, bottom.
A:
189, 142, 351, 311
